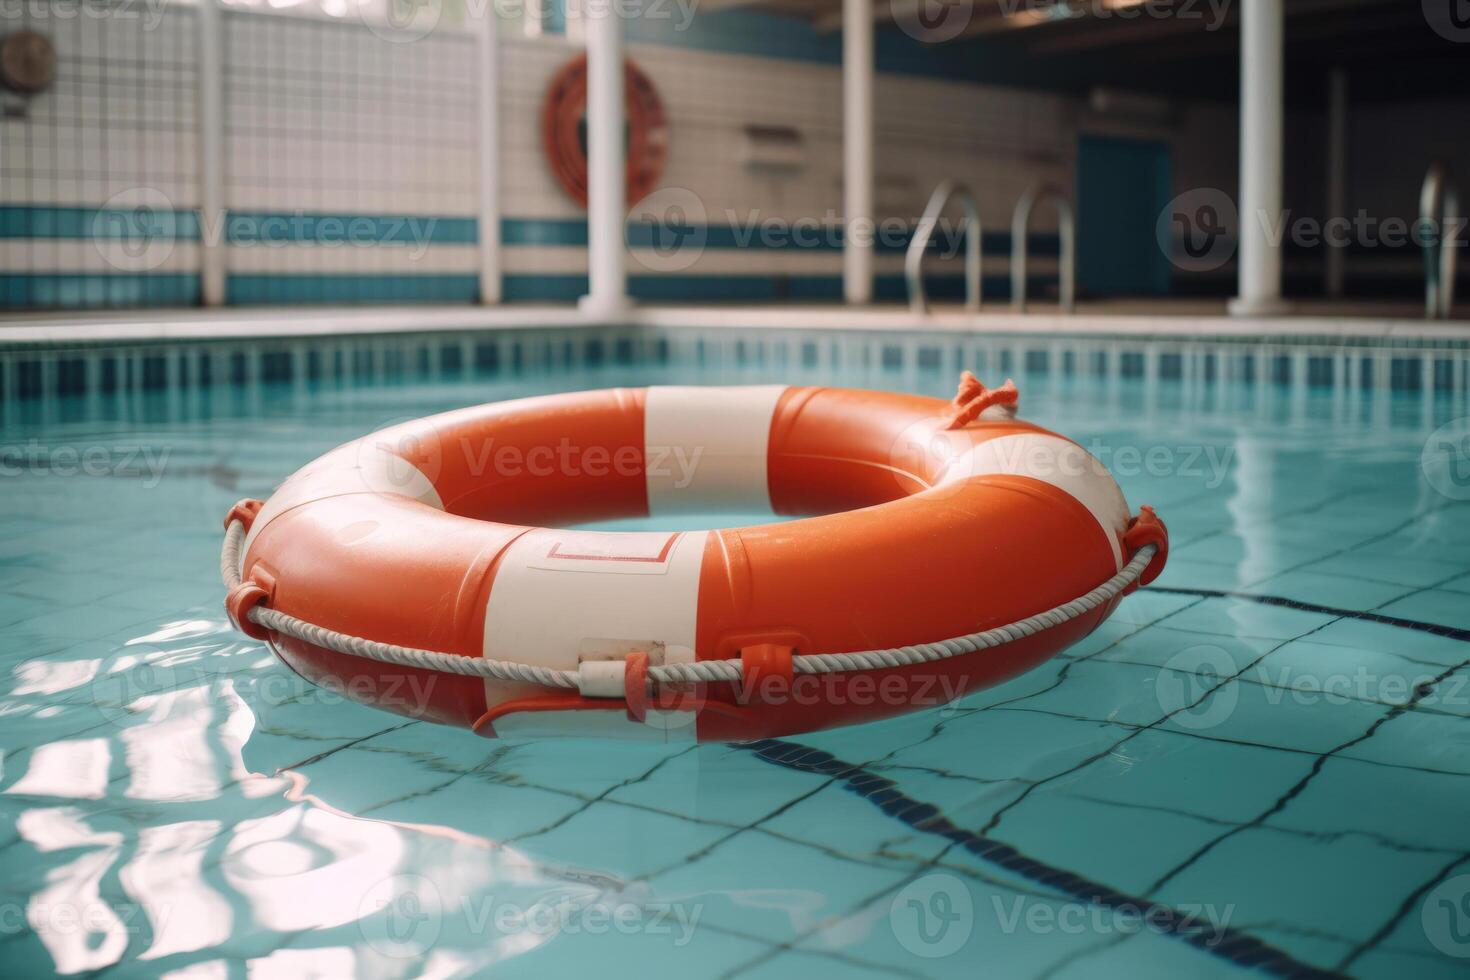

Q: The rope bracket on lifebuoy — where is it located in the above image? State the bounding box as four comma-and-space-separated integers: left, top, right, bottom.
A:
1122, 506, 1169, 593
226, 567, 274, 642
739, 644, 795, 702
223, 497, 264, 534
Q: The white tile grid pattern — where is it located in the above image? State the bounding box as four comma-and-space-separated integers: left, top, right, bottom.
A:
0, 6, 1078, 284
221, 12, 477, 277
501, 35, 1078, 279
1, 8, 198, 211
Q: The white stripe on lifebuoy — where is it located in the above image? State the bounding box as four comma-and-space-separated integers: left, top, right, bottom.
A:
483, 528, 708, 668
944, 433, 1128, 568
643, 385, 787, 515
242, 442, 443, 567
482, 527, 708, 740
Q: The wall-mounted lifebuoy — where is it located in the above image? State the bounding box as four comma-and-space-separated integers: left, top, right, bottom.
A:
541, 54, 668, 208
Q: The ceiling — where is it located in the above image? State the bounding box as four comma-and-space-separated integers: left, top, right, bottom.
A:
705, 0, 1470, 105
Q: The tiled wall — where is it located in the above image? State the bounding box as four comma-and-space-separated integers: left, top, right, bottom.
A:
0, 4, 484, 309
221, 12, 481, 304
0, 7, 202, 308
0, 4, 1075, 311
499, 35, 1073, 303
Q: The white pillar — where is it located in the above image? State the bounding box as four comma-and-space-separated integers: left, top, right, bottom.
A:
1324, 67, 1347, 300
196, 0, 226, 307
476, 7, 501, 304
1229, 0, 1291, 317
843, 0, 874, 305
579, 9, 631, 317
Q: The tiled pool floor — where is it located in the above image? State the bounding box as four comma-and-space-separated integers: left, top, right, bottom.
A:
2, 345, 1469, 978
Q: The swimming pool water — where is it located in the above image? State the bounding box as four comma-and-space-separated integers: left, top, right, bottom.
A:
2, 330, 1469, 978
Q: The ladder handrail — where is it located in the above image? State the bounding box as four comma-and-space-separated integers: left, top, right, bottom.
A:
1421, 163, 1460, 320
905, 180, 982, 314
1011, 182, 1076, 313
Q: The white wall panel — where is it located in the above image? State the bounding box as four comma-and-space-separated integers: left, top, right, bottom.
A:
1, 5, 1081, 304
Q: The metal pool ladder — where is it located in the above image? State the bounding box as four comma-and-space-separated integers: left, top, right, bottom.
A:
1011, 182, 1077, 313
905, 180, 982, 314
1421, 163, 1460, 320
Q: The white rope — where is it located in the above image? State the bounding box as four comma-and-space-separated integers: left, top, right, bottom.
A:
252, 606, 582, 689
222, 519, 1156, 690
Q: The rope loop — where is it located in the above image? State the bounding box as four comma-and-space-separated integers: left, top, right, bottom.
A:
221, 518, 1157, 691
944, 371, 1019, 429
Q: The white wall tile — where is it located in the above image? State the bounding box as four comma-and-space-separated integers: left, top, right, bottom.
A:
0, 2, 1146, 295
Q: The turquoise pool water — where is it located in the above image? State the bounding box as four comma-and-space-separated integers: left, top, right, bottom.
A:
2, 329, 1469, 978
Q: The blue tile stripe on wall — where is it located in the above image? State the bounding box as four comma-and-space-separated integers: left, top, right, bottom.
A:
226, 275, 480, 305
0, 205, 202, 241
506, 216, 1063, 256
1, 206, 1061, 254
0, 274, 201, 309
502, 273, 1058, 304
224, 213, 477, 245
0, 207, 1061, 307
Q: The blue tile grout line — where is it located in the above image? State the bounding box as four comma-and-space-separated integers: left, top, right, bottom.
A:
738, 738, 1349, 980
0, 362, 1466, 974
1150, 587, 1470, 645
719, 524, 1470, 976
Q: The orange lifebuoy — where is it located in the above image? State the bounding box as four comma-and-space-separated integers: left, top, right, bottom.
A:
224, 378, 1166, 742
541, 54, 669, 208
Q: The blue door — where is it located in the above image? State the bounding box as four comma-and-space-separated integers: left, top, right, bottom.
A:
1076, 135, 1173, 297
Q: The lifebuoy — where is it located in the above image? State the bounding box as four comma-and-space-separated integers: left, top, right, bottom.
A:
541, 54, 668, 208
223, 377, 1167, 742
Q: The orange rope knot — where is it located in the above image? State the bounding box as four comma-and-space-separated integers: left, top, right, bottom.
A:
944, 372, 1019, 430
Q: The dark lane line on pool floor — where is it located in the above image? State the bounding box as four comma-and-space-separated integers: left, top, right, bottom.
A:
1150, 587, 1470, 645
738, 738, 1348, 980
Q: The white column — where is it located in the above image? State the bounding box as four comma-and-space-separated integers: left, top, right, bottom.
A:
476, 7, 501, 304
1229, 0, 1290, 316
579, 8, 631, 317
196, 0, 226, 307
843, 0, 874, 305
1324, 67, 1347, 299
